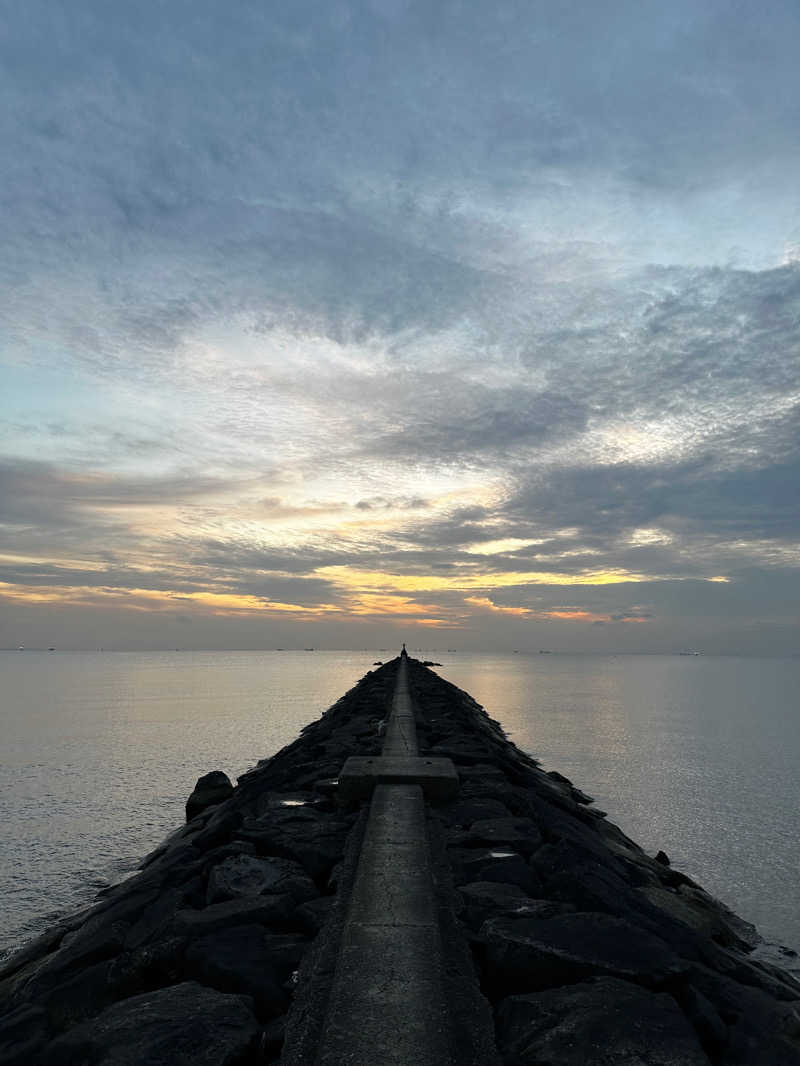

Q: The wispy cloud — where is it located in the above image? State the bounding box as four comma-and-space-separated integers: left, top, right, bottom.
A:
1, 1, 799, 650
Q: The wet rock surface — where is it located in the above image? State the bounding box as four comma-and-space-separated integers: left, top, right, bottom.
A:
1, 655, 798, 1066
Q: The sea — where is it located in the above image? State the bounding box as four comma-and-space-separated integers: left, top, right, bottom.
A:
1, 649, 798, 973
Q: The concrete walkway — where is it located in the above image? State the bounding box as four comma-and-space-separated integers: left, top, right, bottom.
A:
315, 656, 453, 1066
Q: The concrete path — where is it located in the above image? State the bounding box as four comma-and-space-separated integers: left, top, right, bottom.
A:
382, 657, 419, 756
316, 656, 453, 1066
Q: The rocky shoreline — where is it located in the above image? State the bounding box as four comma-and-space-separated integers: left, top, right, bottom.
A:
1, 657, 799, 1065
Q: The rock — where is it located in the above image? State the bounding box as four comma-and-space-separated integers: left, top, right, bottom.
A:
681, 983, 729, 1057
482, 912, 687, 997
41, 981, 259, 1066
656, 849, 671, 866
453, 817, 542, 855
187, 809, 241, 851
449, 847, 540, 892
205, 854, 317, 905
107, 937, 187, 999
678, 884, 760, 951
637, 884, 758, 951
124, 886, 195, 950
0, 1004, 49, 1066
459, 882, 577, 931
437, 798, 511, 826
171, 895, 296, 936
7, 917, 129, 1004
235, 816, 351, 880
496, 976, 710, 1065
295, 896, 336, 936
183, 926, 294, 1020
429, 741, 502, 765
186, 771, 234, 822
472, 854, 541, 894
0, 924, 73, 984
39, 959, 115, 1032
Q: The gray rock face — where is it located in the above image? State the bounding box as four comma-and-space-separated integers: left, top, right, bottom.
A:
41, 981, 259, 1065
205, 854, 317, 905
183, 925, 303, 1019
171, 894, 296, 936
496, 976, 710, 1065
185, 771, 234, 822
462, 817, 543, 855
235, 812, 351, 880
449, 848, 541, 894
439, 798, 511, 826
459, 882, 573, 932
482, 912, 688, 995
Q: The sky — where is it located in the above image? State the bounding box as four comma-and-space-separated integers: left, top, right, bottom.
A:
1, 1, 799, 653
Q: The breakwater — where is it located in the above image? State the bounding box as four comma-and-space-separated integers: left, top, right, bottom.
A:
1, 654, 799, 1065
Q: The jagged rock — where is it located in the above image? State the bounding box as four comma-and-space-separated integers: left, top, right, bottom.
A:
681, 984, 729, 1057
235, 815, 351, 880
449, 848, 541, 893
205, 854, 317, 905
295, 897, 336, 936
124, 886, 196, 950
496, 976, 710, 1065
171, 894, 296, 936
39, 959, 115, 1032
451, 817, 542, 855
637, 884, 758, 951
185, 771, 234, 822
482, 912, 688, 997
41, 981, 259, 1065
183, 926, 298, 1019
437, 798, 511, 826
107, 937, 187, 999
459, 883, 574, 931
0, 1004, 49, 1066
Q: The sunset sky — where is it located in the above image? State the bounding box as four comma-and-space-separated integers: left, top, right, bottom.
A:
2, 1, 799, 652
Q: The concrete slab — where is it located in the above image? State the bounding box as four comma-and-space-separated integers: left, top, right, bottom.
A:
338, 755, 459, 803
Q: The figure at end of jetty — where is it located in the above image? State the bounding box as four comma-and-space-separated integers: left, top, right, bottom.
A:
401, 642, 407, 657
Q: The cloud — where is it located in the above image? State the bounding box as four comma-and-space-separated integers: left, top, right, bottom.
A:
2, 1, 800, 651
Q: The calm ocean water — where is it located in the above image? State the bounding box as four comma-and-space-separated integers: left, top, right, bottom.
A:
1, 650, 798, 967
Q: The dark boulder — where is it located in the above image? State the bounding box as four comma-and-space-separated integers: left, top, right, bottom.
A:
481, 912, 688, 997
451, 817, 542, 856
205, 854, 317, 906
186, 771, 234, 822
171, 894, 296, 936
295, 897, 336, 936
183, 926, 299, 1019
41, 981, 259, 1065
436, 798, 511, 826
0, 1004, 49, 1066
458, 883, 571, 932
496, 976, 710, 1065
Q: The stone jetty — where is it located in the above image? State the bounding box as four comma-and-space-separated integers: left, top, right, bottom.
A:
2, 653, 799, 1065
